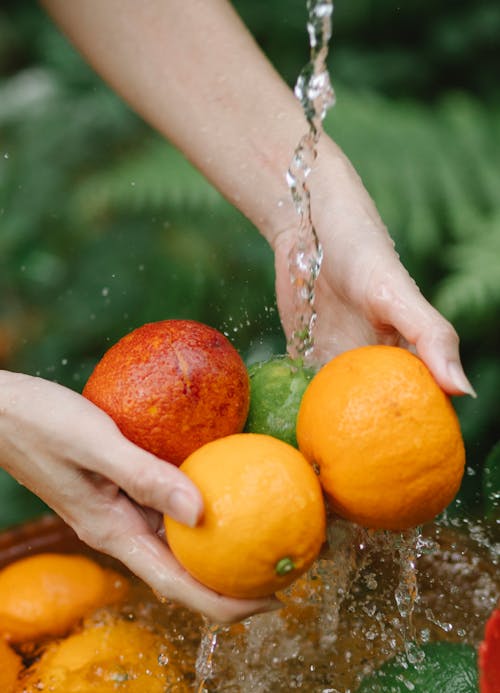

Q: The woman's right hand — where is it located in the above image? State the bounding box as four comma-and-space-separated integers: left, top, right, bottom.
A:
272, 137, 475, 398
0, 370, 280, 623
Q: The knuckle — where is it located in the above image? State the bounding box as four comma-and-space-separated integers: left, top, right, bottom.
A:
73, 516, 116, 554
123, 462, 167, 506
205, 599, 259, 625
206, 605, 238, 625
73, 522, 99, 551
429, 319, 460, 348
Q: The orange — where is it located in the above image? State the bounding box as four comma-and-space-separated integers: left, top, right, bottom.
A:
18, 616, 187, 692
83, 319, 249, 466
164, 433, 326, 598
0, 553, 129, 644
296, 345, 465, 531
0, 637, 22, 692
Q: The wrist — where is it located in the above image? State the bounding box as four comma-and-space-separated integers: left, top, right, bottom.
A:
261, 134, 349, 251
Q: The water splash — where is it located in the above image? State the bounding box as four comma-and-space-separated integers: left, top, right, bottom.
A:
393, 529, 427, 665
286, 0, 335, 363
195, 621, 224, 691
309, 520, 365, 649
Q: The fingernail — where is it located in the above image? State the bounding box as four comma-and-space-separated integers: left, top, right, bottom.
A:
168, 489, 201, 527
447, 362, 477, 398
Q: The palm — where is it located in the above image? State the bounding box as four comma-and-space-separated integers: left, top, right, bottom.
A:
274, 227, 407, 367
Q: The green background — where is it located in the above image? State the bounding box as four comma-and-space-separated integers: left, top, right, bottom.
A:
0, 0, 499, 528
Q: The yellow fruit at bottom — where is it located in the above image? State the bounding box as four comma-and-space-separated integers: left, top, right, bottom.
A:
0, 553, 128, 643
18, 617, 187, 693
165, 433, 326, 598
296, 345, 465, 531
0, 637, 22, 693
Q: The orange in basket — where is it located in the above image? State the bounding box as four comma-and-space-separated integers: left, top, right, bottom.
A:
0, 553, 128, 644
0, 637, 22, 692
19, 616, 188, 692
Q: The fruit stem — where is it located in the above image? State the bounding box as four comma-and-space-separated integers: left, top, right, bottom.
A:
275, 557, 295, 576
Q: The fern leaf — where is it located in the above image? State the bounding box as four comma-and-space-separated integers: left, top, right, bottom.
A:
434, 217, 500, 321
72, 138, 223, 221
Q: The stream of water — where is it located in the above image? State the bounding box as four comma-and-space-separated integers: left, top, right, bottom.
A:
285, 0, 334, 364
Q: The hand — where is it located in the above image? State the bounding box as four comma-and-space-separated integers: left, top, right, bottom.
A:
0, 371, 280, 623
273, 137, 475, 397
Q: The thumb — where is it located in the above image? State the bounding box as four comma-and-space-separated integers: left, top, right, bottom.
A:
94, 437, 204, 528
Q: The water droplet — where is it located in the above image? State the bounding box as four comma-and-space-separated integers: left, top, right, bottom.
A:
364, 572, 378, 590
425, 608, 453, 632
158, 652, 170, 666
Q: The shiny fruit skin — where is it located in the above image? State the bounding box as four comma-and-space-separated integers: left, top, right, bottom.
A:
479, 607, 500, 693
0, 553, 128, 644
19, 617, 187, 693
245, 355, 315, 448
83, 319, 249, 466
0, 638, 21, 693
297, 345, 465, 531
165, 433, 326, 599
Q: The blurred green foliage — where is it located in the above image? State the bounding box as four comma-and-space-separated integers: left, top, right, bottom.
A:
0, 0, 499, 528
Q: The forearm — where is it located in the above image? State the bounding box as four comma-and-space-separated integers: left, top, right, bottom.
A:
41, 0, 308, 242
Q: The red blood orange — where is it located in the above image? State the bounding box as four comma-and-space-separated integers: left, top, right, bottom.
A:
83, 320, 250, 465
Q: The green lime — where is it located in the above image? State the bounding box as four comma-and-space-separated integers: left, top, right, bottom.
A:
357, 642, 478, 693
244, 355, 315, 448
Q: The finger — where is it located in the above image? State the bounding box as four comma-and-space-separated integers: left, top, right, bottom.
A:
1, 377, 202, 527
132, 503, 165, 535
59, 487, 281, 622
106, 529, 282, 624
369, 264, 476, 397
92, 439, 204, 528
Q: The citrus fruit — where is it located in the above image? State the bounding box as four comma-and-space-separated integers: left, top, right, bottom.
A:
19, 616, 187, 692
0, 637, 22, 692
245, 355, 315, 447
479, 607, 500, 693
296, 345, 465, 531
0, 553, 128, 643
164, 433, 326, 598
357, 641, 478, 692
83, 319, 249, 466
